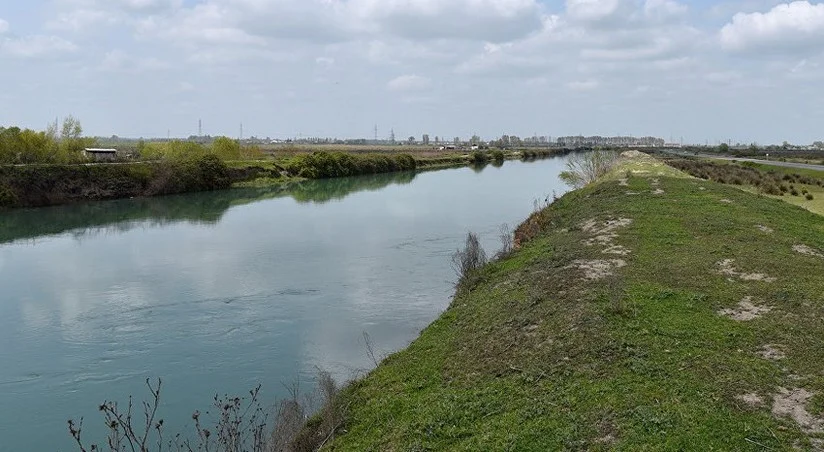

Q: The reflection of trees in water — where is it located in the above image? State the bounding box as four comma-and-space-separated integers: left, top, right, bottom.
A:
288, 171, 416, 204
0, 171, 418, 245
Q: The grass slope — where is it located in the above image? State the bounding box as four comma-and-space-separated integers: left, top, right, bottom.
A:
742, 162, 824, 216
330, 161, 824, 450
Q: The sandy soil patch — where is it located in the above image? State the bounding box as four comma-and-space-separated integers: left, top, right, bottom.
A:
653, 189, 665, 195
718, 297, 772, 321
698, 187, 707, 191
736, 393, 765, 407
621, 150, 645, 158
567, 260, 627, 280
720, 199, 734, 204
772, 388, 824, 433
618, 178, 629, 187
581, 218, 634, 257
757, 225, 774, 234
758, 344, 786, 360
603, 245, 632, 256
717, 259, 777, 283
794, 245, 824, 258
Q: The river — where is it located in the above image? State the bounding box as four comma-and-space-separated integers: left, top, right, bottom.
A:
0, 157, 570, 451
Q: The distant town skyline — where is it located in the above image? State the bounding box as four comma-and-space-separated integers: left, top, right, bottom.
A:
2, 1, 824, 145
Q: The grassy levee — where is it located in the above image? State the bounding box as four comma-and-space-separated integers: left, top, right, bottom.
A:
328, 156, 824, 450
0, 155, 233, 208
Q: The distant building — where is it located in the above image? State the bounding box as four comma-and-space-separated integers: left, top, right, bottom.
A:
83, 148, 118, 162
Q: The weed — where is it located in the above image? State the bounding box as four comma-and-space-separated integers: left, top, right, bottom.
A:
451, 232, 488, 284
560, 150, 620, 188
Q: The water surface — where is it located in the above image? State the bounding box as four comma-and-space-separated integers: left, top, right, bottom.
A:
0, 158, 570, 451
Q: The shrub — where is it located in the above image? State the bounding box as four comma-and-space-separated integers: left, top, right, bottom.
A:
559, 150, 619, 188
791, 188, 800, 196
451, 232, 488, 283
286, 152, 416, 179
470, 151, 489, 164
491, 150, 505, 164
780, 184, 789, 193
806, 193, 815, 200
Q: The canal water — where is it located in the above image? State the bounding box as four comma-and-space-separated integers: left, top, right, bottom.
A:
0, 157, 571, 451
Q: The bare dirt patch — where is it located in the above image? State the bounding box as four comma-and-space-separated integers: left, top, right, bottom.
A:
793, 245, 824, 258
757, 225, 774, 234
580, 218, 634, 257
567, 260, 627, 280
736, 393, 765, 407
720, 199, 734, 204
718, 297, 773, 321
772, 388, 824, 433
618, 178, 629, 187
603, 245, 632, 256
717, 259, 777, 283
758, 344, 786, 361
653, 189, 665, 195
621, 150, 645, 159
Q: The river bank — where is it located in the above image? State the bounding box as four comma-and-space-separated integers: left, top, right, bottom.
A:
323, 154, 824, 450
0, 149, 568, 209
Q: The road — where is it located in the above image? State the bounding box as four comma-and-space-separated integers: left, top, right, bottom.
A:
662, 150, 824, 172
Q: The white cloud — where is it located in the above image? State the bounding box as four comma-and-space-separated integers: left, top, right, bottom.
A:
566, 79, 600, 91
0, 35, 77, 58
0, 18, 9, 34
100, 50, 169, 71
720, 1, 824, 53
387, 75, 432, 92
566, 0, 626, 23
140, 0, 544, 46
46, 9, 119, 32
644, 0, 688, 22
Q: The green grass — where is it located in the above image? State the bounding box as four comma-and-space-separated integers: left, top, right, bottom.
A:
329, 163, 824, 450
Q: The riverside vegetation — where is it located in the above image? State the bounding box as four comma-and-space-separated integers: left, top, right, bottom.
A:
66, 152, 824, 450
0, 120, 571, 209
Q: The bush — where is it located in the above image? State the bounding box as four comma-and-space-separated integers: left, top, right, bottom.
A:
560, 150, 619, 188
451, 232, 488, 284
806, 193, 815, 200
287, 152, 416, 179
471, 151, 489, 164
491, 150, 505, 164
791, 188, 800, 196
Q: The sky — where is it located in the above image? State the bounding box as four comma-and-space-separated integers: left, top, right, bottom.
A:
0, 0, 823, 144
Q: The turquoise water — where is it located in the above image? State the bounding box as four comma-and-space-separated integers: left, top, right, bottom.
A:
0, 158, 570, 451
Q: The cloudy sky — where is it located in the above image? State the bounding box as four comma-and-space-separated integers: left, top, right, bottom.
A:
1, 0, 823, 144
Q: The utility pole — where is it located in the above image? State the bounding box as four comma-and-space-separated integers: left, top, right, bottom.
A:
198, 119, 202, 137
240, 123, 243, 141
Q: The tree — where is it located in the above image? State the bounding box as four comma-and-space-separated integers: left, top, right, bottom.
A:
422, 134, 430, 145
408, 136, 416, 144
212, 136, 241, 160
718, 143, 729, 153
60, 115, 83, 142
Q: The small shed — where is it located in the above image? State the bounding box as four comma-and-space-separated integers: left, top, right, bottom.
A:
83, 148, 118, 162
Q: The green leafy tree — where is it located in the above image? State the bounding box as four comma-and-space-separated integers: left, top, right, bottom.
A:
718, 143, 729, 153
211, 136, 241, 160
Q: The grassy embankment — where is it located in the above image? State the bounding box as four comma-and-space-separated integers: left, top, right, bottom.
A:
0, 146, 564, 208
666, 158, 824, 216
326, 153, 824, 450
